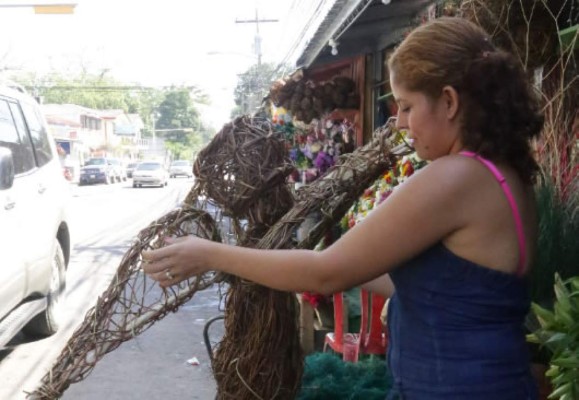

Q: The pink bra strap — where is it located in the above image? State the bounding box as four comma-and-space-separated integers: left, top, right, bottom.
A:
459, 151, 527, 276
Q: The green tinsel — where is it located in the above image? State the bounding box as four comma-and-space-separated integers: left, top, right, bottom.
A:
298, 353, 393, 400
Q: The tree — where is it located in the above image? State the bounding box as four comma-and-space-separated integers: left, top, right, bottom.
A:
156, 88, 211, 160
135, 89, 166, 138
11, 70, 214, 158
12, 71, 150, 112
156, 90, 199, 141
232, 62, 280, 118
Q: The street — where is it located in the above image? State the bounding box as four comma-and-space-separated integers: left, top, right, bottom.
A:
0, 178, 224, 400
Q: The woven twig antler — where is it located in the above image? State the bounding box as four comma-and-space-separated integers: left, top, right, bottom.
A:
29, 208, 221, 399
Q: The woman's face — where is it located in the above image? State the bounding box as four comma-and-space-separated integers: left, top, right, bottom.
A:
390, 76, 462, 160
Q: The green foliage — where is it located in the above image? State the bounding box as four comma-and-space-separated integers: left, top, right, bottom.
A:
527, 274, 579, 400
298, 352, 392, 400
229, 104, 243, 120
156, 89, 200, 141
13, 71, 153, 112
12, 70, 171, 142
530, 179, 579, 304
200, 125, 216, 145
155, 88, 210, 160
232, 62, 281, 117
164, 135, 202, 161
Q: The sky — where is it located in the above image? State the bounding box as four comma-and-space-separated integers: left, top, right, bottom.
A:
0, 0, 304, 129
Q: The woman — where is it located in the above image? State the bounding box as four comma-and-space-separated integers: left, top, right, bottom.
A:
143, 17, 543, 399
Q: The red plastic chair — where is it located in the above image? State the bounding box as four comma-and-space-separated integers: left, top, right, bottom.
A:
359, 290, 388, 355
323, 289, 388, 361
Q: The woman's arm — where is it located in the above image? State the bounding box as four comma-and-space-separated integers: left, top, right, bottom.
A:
143, 156, 471, 294
360, 274, 395, 298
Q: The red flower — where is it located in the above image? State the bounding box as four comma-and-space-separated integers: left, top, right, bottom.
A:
402, 160, 414, 176
302, 292, 325, 308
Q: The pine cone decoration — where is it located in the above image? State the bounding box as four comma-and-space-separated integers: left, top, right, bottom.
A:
300, 96, 312, 111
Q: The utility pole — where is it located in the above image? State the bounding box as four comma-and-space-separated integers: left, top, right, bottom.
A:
235, 8, 278, 67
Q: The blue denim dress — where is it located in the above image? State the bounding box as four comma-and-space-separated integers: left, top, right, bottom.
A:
386, 244, 538, 399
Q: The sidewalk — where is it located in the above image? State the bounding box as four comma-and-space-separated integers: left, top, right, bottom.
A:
62, 285, 224, 400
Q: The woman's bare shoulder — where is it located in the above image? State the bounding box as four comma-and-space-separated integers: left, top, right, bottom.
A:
404, 154, 484, 195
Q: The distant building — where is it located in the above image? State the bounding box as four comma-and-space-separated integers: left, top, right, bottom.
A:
42, 104, 156, 180
101, 110, 148, 160
42, 104, 103, 180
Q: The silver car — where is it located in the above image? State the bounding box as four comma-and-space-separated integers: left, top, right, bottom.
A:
132, 161, 168, 188
126, 162, 138, 178
169, 160, 193, 178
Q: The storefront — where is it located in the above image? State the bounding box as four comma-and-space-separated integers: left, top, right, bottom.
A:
266, 0, 437, 189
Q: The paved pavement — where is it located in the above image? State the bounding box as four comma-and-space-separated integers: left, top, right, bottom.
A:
54, 183, 228, 399
62, 285, 225, 400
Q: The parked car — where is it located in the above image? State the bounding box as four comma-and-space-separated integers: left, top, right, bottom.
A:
109, 158, 127, 182
79, 157, 117, 185
169, 159, 193, 178
126, 161, 138, 178
0, 84, 70, 347
132, 161, 168, 188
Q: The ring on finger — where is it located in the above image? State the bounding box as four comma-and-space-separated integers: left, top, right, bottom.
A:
165, 269, 175, 280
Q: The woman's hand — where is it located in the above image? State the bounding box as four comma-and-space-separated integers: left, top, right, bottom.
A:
141, 236, 212, 287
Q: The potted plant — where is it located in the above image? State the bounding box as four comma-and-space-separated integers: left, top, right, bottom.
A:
527, 274, 579, 400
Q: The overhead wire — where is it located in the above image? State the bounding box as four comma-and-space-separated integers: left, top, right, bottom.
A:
231, 0, 332, 113
277, 0, 331, 74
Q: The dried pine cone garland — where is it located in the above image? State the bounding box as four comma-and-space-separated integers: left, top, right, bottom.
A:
267, 74, 359, 124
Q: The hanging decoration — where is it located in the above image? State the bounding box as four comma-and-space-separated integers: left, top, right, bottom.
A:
269, 71, 360, 124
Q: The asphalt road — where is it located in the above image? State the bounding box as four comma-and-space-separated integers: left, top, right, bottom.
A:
0, 177, 224, 400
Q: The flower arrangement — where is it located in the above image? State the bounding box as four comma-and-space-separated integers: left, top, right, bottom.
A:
272, 105, 358, 185
300, 151, 425, 310
341, 153, 426, 231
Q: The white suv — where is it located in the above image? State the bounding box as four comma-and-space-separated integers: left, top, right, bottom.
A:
0, 85, 71, 347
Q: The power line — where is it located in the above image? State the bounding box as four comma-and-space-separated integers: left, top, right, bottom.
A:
276, 0, 330, 76
23, 85, 198, 91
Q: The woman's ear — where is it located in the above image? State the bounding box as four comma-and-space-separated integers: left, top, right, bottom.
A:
441, 85, 460, 120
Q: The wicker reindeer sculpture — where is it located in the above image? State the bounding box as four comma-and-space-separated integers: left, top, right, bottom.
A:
30, 115, 411, 400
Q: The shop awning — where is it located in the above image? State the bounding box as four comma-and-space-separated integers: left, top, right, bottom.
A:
295, 0, 435, 69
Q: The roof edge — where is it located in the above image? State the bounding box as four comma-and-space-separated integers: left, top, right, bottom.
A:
297, 0, 373, 68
